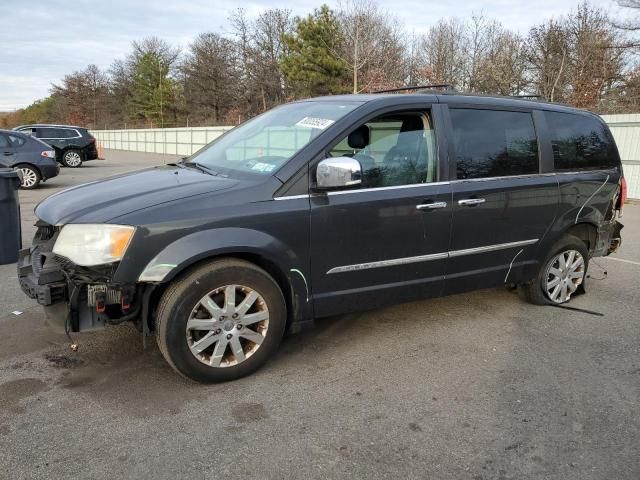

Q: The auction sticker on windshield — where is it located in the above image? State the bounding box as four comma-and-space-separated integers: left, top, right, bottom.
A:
296, 117, 335, 129
250, 162, 277, 173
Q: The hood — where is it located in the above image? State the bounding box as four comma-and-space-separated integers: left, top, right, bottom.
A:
36, 165, 238, 225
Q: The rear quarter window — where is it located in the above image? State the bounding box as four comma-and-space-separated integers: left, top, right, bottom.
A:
7, 134, 26, 147
545, 111, 618, 171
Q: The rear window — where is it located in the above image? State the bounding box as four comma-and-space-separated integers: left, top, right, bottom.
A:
450, 109, 539, 179
545, 112, 618, 171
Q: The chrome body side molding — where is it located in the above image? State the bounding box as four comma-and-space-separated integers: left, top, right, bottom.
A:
327, 239, 539, 274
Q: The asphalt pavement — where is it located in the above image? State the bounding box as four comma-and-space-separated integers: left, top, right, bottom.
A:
0, 151, 638, 479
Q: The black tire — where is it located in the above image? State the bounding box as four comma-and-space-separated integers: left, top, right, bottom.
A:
519, 234, 589, 305
62, 149, 83, 168
15, 164, 41, 189
156, 258, 287, 383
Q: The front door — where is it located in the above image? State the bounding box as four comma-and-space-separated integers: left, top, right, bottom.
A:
309, 109, 452, 318
444, 107, 559, 294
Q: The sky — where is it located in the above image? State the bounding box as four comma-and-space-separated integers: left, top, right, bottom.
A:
0, 0, 626, 111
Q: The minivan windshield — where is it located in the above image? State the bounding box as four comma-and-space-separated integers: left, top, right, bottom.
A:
186, 101, 362, 176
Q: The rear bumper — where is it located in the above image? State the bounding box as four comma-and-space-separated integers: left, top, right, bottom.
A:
40, 163, 60, 180
85, 145, 98, 160
593, 220, 623, 257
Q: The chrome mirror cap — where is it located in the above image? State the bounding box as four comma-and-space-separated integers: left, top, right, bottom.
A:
316, 157, 362, 190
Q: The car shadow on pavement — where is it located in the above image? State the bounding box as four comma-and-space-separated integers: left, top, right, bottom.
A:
0, 286, 534, 421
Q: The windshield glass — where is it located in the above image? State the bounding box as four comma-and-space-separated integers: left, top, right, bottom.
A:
187, 101, 362, 176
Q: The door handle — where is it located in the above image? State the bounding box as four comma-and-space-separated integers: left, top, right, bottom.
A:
416, 201, 447, 210
3, 152, 14, 156
458, 198, 485, 206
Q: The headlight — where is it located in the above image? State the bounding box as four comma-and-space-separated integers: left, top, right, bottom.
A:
53, 224, 135, 266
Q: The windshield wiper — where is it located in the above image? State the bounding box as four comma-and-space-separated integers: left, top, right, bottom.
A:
183, 161, 219, 176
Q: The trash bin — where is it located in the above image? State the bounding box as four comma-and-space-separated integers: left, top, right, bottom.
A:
0, 168, 22, 265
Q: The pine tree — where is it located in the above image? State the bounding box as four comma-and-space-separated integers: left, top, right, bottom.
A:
280, 5, 350, 97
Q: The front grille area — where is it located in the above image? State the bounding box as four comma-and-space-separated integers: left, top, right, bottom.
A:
32, 246, 44, 275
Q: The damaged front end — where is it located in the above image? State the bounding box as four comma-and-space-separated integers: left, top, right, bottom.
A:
17, 222, 146, 333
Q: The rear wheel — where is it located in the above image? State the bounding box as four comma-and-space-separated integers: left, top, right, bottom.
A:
16, 164, 41, 189
156, 259, 287, 383
519, 235, 589, 305
62, 149, 83, 168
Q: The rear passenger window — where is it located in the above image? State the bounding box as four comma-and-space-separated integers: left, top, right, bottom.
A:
545, 112, 617, 171
450, 109, 539, 179
0, 135, 8, 148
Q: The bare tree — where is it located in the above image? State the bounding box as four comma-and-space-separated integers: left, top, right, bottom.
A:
566, 3, 625, 108
526, 19, 571, 102
253, 9, 293, 107
182, 33, 238, 124
475, 30, 528, 95
51, 64, 111, 128
463, 14, 502, 91
614, 0, 640, 50
333, 0, 405, 93
417, 18, 467, 88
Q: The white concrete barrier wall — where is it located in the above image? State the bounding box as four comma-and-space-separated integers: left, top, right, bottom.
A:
90, 126, 233, 157
92, 115, 640, 198
602, 114, 640, 200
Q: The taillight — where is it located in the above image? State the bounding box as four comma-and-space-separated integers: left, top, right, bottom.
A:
617, 176, 627, 211
41, 150, 55, 159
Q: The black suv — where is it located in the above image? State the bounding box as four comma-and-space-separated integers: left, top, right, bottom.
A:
14, 124, 98, 168
17, 92, 625, 383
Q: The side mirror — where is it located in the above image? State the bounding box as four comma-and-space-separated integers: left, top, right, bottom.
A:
316, 157, 362, 190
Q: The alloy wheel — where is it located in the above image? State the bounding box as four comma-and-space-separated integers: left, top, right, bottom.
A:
64, 151, 82, 167
544, 249, 585, 303
186, 285, 269, 367
18, 167, 38, 188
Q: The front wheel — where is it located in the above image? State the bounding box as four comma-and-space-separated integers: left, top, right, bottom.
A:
62, 149, 83, 168
155, 259, 287, 383
519, 235, 589, 305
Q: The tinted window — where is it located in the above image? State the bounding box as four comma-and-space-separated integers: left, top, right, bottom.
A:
451, 109, 539, 179
7, 134, 26, 147
329, 112, 438, 187
545, 112, 617, 170
38, 127, 76, 139
0, 135, 8, 148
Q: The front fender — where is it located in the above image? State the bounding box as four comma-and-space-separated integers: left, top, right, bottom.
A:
137, 227, 300, 283
133, 227, 313, 324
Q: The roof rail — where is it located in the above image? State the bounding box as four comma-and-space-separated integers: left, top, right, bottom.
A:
372, 84, 455, 94
511, 94, 542, 101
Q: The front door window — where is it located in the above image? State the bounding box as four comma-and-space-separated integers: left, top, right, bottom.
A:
329, 112, 437, 188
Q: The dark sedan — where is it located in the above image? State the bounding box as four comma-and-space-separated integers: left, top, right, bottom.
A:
0, 129, 60, 188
